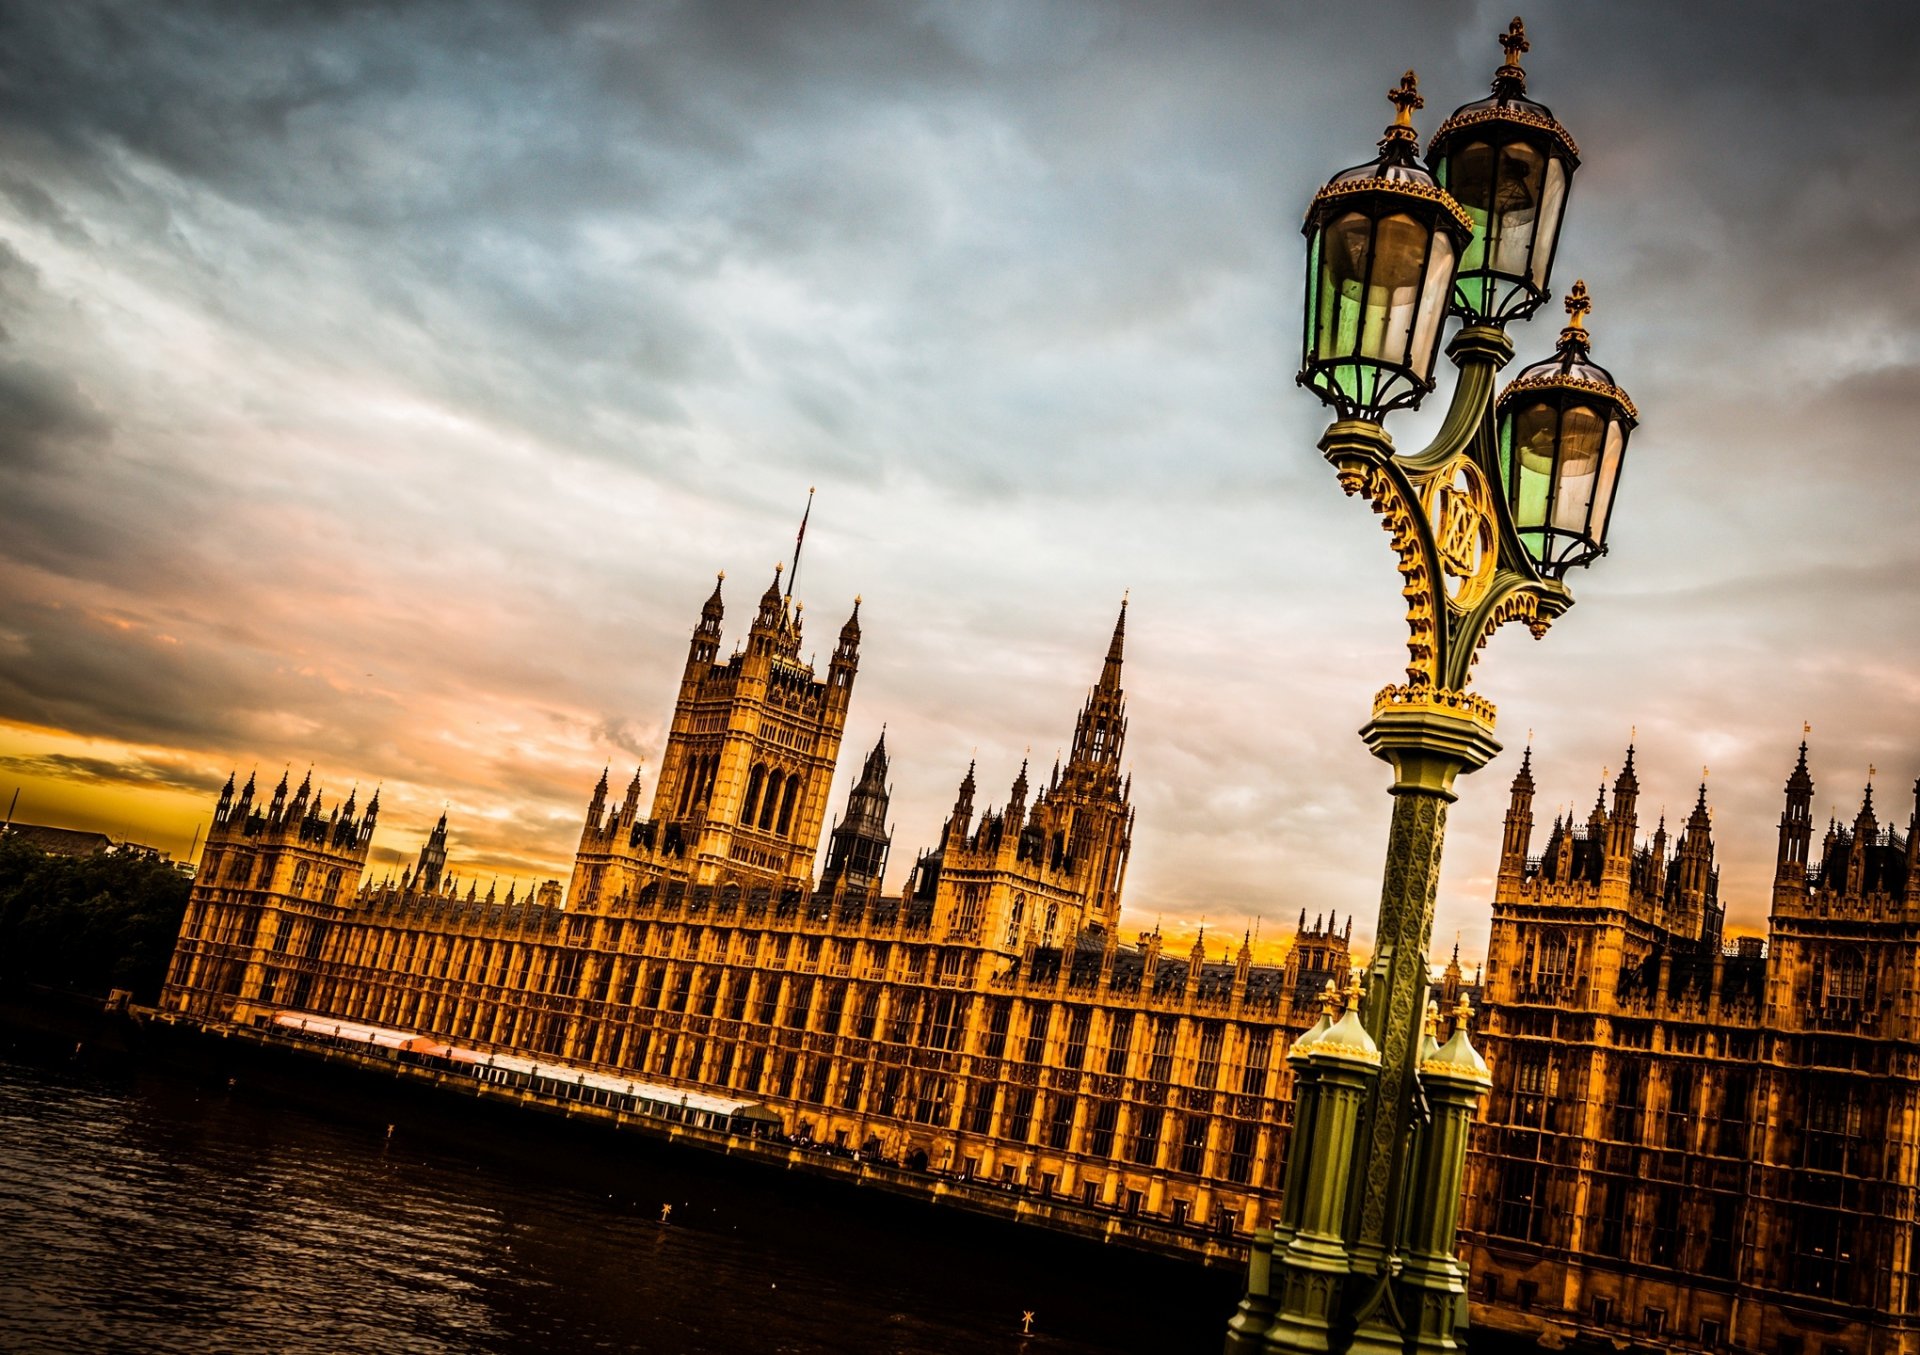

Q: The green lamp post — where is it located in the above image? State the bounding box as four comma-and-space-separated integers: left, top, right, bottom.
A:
1226, 19, 1637, 1355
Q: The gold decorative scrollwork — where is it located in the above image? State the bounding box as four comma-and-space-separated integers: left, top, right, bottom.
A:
1335, 461, 1437, 689
1463, 590, 1551, 682
1420, 457, 1497, 615
1372, 683, 1498, 726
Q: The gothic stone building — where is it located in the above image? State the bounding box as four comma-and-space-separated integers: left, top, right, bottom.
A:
159, 560, 1920, 1351
1467, 743, 1920, 1355
161, 566, 1352, 1236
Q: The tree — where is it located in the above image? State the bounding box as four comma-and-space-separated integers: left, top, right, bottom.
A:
0, 835, 192, 1002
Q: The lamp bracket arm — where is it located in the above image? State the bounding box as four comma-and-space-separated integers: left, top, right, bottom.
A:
1394, 325, 1513, 478
1442, 572, 1574, 692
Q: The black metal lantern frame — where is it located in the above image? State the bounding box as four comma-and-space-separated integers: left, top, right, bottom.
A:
1428, 18, 1581, 325
1496, 281, 1639, 575
1300, 73, 1475, 424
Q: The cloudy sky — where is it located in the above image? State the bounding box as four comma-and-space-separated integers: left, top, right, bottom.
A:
1, 1, 1914, 967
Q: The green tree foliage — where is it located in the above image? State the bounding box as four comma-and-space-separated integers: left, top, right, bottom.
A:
0, 836, 191, 1002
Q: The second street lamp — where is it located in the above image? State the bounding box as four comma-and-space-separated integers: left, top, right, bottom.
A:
1226, 18, 1639, 1355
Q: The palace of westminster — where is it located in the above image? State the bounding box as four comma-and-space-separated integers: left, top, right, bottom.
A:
159, 558, 1918, 1354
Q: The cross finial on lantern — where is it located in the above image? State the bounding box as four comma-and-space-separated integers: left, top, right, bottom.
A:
1564, 279, 1592, 331
1500, 17, 1529, 69
1388, 70, 1424, 125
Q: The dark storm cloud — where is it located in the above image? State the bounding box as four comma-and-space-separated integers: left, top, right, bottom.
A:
0, 749, 222, 796
0, 0, 1913, 951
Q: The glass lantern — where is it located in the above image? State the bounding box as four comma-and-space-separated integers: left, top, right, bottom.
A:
1301, 71, 1472, 423
1427, 19, 1580, 324
1495, 281, 1638, 574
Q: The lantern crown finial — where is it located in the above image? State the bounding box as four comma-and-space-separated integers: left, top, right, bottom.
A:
1382, 70, 1424, 155
1496, 17, 1530, 93
1560, 279, 1593, 347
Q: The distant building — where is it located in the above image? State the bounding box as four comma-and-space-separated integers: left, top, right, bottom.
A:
1, 822, 117, 856
154, 556, 1915, 1348
160, 568, 1346, 1238
1466, 743, 1919, 1354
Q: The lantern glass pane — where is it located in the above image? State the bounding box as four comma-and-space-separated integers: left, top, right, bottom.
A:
1511, 402, 1558, 532
1590, 417, 1626, 546
1315, 211, 1372, 404
1411, 228, 1454, 376
1551, 403, 1605, 534
1365, 212, 1430, 364
1490, 142, 1545, 277
1446, 140, 1496, 312
1532, 158, 1569, 291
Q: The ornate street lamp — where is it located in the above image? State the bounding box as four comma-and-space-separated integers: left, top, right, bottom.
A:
1301, 72, 1473, 422
1428, 18, 1580, 324
1496, 281, 1640, 574
1226, 18, 1637, 1355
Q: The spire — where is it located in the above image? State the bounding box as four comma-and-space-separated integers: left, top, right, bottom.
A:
1788, 738, 1812, 793
1856, 775, 1879, 836
1614, 743, 1638, 796
1511, 742, 1535, 794
1101, 594, 1127, 691
860, 729, 888, 788
1688, 779, 1711, 832
701, 572, 724, 625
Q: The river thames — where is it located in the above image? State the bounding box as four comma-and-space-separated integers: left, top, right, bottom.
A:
0, 1036, 1240, 1353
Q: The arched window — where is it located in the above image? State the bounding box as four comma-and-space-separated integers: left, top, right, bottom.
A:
776, 775, 800, 836
1538, 930, 1572, 989
676, 762, 695, 816
758, 773, 782, 831
742, 764, 766, 824
1829, 948, 1865, 1001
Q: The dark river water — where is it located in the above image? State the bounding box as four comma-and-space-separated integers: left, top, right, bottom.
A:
0, 1033, 1239, 1354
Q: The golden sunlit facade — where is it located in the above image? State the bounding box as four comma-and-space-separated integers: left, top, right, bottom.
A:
1466, 745, 1920, 1354
156, 564, 1920, 1351
160, 567, 1349, 1239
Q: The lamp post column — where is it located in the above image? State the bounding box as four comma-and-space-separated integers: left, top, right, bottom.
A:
1342, 708, 1497, 1355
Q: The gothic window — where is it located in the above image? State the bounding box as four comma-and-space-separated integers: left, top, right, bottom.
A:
1063, 1008, 1091, 1069
1226, 1123, 1257, 1184
1047, 1094, 1076, 1149
1128, 1106, 1165, 1166
1665, 1065, 1696, 1150
1648, 1186, 1684, 1267
776, 775, 799, 836
1149, 1018, 1177, 1083
1196, 1023, 1224, 1090
1023, 1006, 1051, 1063
1610, 1058, 1646, 1143
1537, 930, 1572, 990
1492, 1159, 1545, 1241
758, 773, 782, 831
1801, 1086, 1858, 1173
1826, 948, 1865, 1005
1005, 1087, 1036, 1142
290, 861, 311, 895
965, 1081, 996, 1134
1105, 1012, 1135, 1076
1242, 1029, 1273, 1096
742, 764, 766, 824
983, 999, 1011, 1058
1088, 1100, 1120, 1157
1178, 1115, 1209, 1174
